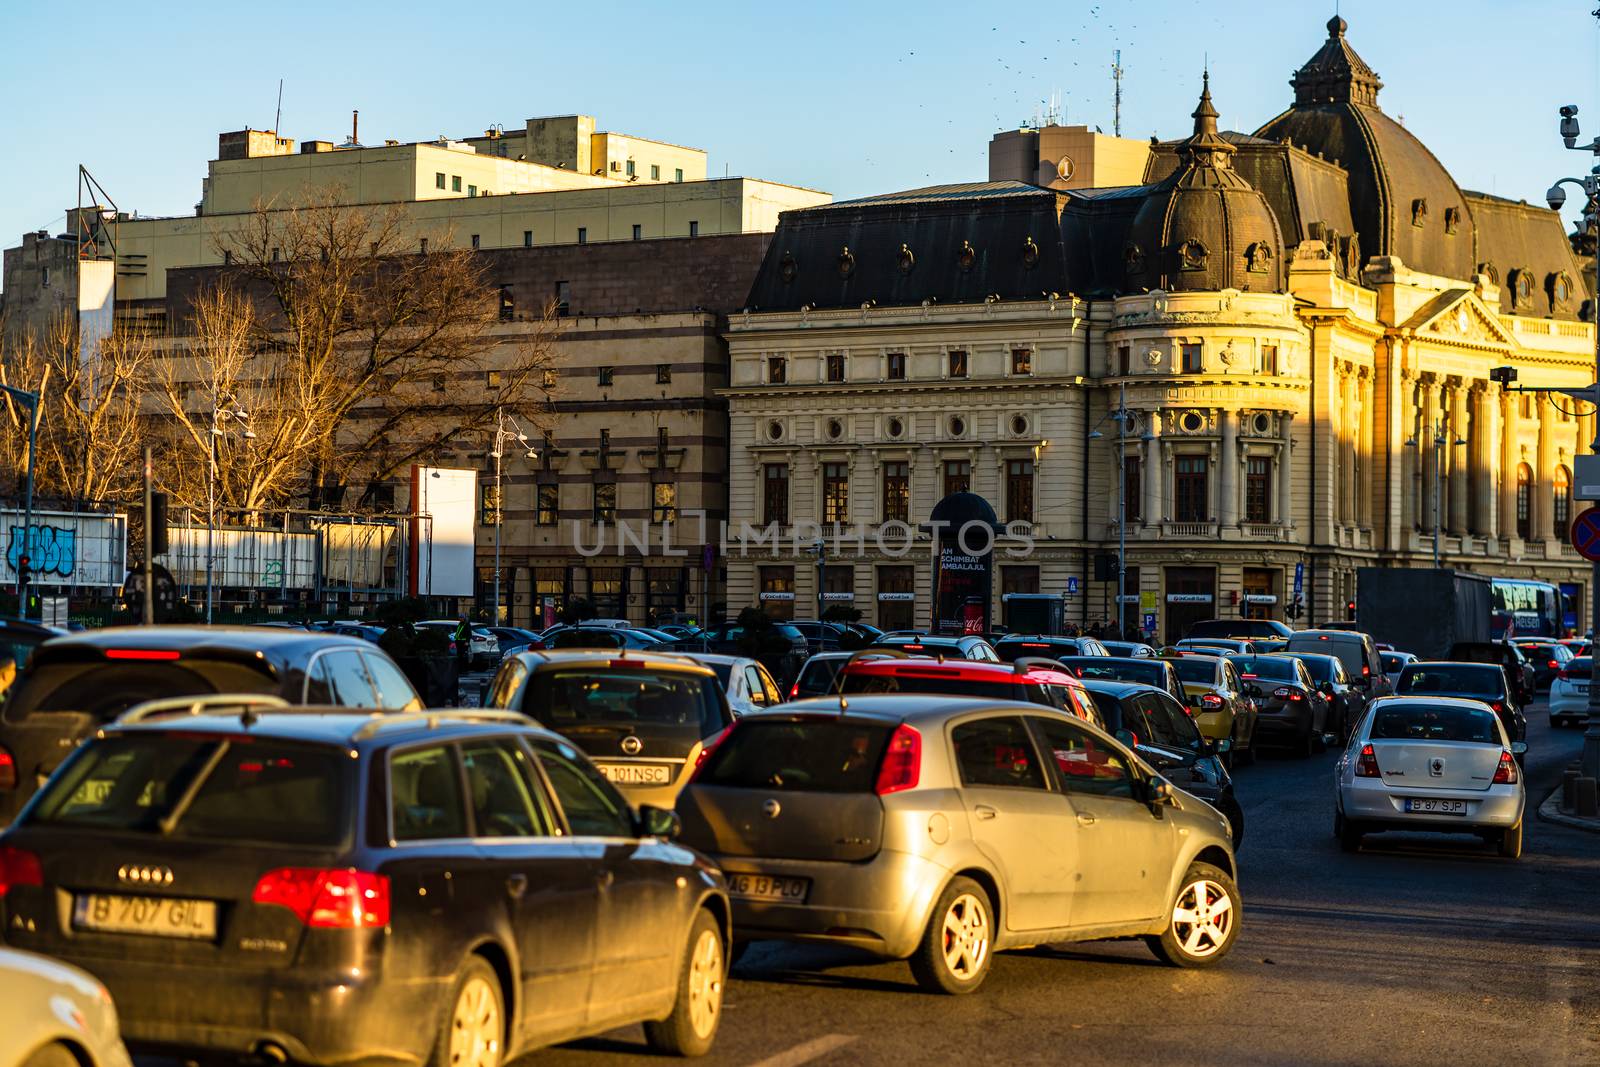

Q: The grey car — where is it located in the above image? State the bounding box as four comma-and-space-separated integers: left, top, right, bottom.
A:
676, 696, 1240, 993
0, 947, 132, 1067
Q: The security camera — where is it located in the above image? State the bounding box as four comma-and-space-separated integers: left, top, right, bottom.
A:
1548, 184, 1568, 211
1489, 366, 1519, 385
1562, 105, 1581, 147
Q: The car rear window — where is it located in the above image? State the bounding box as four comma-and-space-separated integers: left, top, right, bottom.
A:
28, 734, 348, 845
995, 639, 1075, 661
523, 668, 726, 737
1071, 660, 1166, 688
796, 658, 844, 696
1380, 653, 1407, 672
1569, 657, 1593, 673
1228, 656, 1299, 682
1370, 704, 1500, 743
546, 629, 626, 649
2, 659, 280, 723
697, 719, 893, 793
1287, 636, 1366, 676
1296, 656, 1336, 684
1172, 659, 1218, 684
1397, 666, 1503, 696
839, 670, 1043, 703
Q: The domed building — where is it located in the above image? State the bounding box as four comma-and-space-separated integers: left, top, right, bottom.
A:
725, 16, 1596, 640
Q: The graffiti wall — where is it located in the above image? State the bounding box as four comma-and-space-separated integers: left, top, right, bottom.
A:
1, 510, 129, 589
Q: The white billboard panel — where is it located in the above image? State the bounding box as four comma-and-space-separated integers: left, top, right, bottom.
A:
165, 527, 319, 590
77, 259, 115, 399
409, 466, 477, 597
2, 509, 128, 589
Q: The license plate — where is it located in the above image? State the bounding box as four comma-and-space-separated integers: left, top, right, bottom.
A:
73, 894, 218, 940
1404, 798, 1467, 816
727, 873, 809, 902
593, 762, 673, 785
1577, 685, 1590, 694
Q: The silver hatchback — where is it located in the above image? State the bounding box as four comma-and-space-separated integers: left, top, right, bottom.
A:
675, 695, 1240, 993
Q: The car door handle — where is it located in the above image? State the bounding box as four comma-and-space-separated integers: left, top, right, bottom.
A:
974, 805, 998, 821
1077, 812, 1097, 827
596, 869, 615, 890
505, 874, 528, 900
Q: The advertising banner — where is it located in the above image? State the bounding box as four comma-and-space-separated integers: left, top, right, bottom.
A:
2, 509, 128, 589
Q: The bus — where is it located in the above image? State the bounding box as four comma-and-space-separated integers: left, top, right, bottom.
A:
1490, 578, 1563, 638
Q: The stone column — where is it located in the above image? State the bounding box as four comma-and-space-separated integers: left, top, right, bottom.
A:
1206, 443, 1220, 523
1339, 368, 1358, 525
1219, 409, 1238, 527
1448, 379, 1470, 535
1278, 412, 1295, 526
1400, 375, 1418, 533
1499, 388, 1519, 540
1420, 374, 1442, 535
1470, 384, 1495, 537
1537, 397, 1556, 541
1359, 372, 1375, 527
1144, 414, 1163, 525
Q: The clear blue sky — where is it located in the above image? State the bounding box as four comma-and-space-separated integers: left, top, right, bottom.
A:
3, 0, 1599, 261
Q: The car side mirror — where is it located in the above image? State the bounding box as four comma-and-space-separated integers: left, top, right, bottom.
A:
1212, 737, 1233, 754
1115, 728, 1139, 748
637, 805, 681, 840
1320, 682, 1336, 696
1145, 775, 1175, 805
1245, 683, 1262, 698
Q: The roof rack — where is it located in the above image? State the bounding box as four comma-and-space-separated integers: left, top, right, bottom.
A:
349, 708, 535, 742
118, 693, 291, 725
1012, 656, 1068, 674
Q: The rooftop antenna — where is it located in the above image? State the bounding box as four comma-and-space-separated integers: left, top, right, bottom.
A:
274, 78, 283, 134
1112, 49, 1124, 136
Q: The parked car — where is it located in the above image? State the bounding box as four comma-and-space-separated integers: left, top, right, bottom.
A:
1286, 629, 1391, 698
869, 634, 1000, 661
1185, 618, 1293, 640
484, 626, 545, 656
1175, 638, 1256, 656
418, 621, 499, 668
1395, 661, 1526, 744
789, 651, 855, 700
1278, 651, 1367, 743
672, 621, 810, 687
1249, 638, 1290, 654
1077, 679, 1243, 843
540, 625, 667, 651
0, 627, 422, 826
1167, 654, 1257, 764
1444, 641, 1535, 707
0, 618, 64, 706
1226, 654, 1332, 757
676, 696, 1241, 993
1512, 640, 1573, 690
833, 656, 1102, 726
327, 622, 386, 643
0, 947, 132, 1067
1334, 696, 1527, 857
1548, 656, 1593, 727
485, 649, 732, 807
677, 654, 784, 716
1056, 656, 1188, 708
0, 707, 730, 1062
1101, 640, 1158, 658
1380, 650, 1418, 691
993, 635, 1109, 661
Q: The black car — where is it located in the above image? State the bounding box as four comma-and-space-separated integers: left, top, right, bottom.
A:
1275, 652, 1365, 743
993, 635, 1110, 661
1184, 618, 1294, 640
1226, 654, 1332, 756
1077, 679, 1243, 845
1056, 656, 1188, 707
0, 707, 730, 1063
790, 652, 855, 700
1446, 641, 1536, 706
1395, 661, 1526, 743
0, 616, 64, 706
0, 627, 422, 826
869, 634, 1000, 661
1513, 640, 1573, 690
539, 625, 665, 651
670, 621, 809, 686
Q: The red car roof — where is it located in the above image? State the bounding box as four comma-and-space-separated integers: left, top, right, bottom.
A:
838, 657, 1084, 689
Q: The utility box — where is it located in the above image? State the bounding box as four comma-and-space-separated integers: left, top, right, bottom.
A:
1574, 453, 1600, 501
1003, 593, 1065, 635
1356, 568, 1492, 660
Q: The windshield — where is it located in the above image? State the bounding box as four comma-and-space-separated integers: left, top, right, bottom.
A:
1370, 704, 1500, 743
29, 734, 348, 845
3, 659, 280, 723
1228, 656, 1300, 682
703, 662, 735, 688
698, 719, 892, 793
1398, 666, 1503, 696
1380, 653, 1408, 672
839, 671, 1045, 703
1070, 660, 1166, 687
523, 668, 726, 737
1172, 659, 1219, 684
796, 658, 845, 696
546, 629, 625, 649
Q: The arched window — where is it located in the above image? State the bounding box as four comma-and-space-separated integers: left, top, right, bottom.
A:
1516, 463, 1533, 541
1554, 466, 1573, 541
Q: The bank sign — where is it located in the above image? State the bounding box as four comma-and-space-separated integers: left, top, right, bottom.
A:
3, 509, 129, 589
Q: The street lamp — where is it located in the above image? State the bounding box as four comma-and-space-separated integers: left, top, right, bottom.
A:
1, 385, 39, 619
1088, 381, 1135, 638
488, 406, 537, 626
1403, 419, 1465, 570
206, 399, 254, 625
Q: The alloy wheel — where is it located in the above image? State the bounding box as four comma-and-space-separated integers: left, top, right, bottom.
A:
1170, 878, 1234, 958
449, 976, 501, 1067
687, 927, 725, 1037
941, 892, 991, 980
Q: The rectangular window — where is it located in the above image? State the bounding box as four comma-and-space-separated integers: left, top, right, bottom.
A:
452, 176, 462, 192
1260, 345, 1279, 375
435, 172, 446, 189
1117, 345, 1131, 376
419, 238, 428, 254
523, 230, 533, 248
482, 482, 502, 526
948, 350, 968, 378
587, 566, 625, 618
1245, 456, 1272, 523
886, 353, 906, 380
650, 164, 660, 180
554, 280, 570, 316
656, 363, 672, 384
882, 461, 910, 523
593, 483, 616, 523
763, 464, 789, 525
536, 483, 559, 525
498, 286, 513, 322
823, 462, 850, 524
1175, 456, 1209, 522
768, 356, 787, 384
657, 427, 670, 453
944, 459, 971, 497
759, 566, 795, 621
674, 167, 684, 182
1002, 566, 1040, 597
823, 564, 854, 602
632, 224, 642, 240
625, 160, 636, 177
689, 220, 699, 237
577, 227, 587, 245
877, 565, 916, 630
467, 184, 477, 197
1124, 454, 1142, 523
222, 251, 232, 265
826, 352, 845, 382
1011, 348, 1033, 375
470, 234, 480, 250
599, 429, 610, 452
1006, 459, 1035, 523
541, 369, 558, 389
41, 266, 50, 287
597, 367, 613, 387
652, 482, 678, 523
1181, 343, 1203, 373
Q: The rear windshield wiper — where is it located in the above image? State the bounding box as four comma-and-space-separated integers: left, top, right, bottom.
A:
158, 741, 231, 835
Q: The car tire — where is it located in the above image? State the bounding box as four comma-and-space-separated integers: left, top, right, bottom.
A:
645, 908, 725, 1056
1217, 794, 1246, 849
1145, 861, 1241, 968
1338, 814, 1364, 853
21, 1044, 79, 1067
1498, 819, 1524, 860
908, 876, 994, 995
429, 956, 504, 1067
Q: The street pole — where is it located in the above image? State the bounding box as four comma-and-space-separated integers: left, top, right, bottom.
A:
1587, 195, 1600, 782
205, 429, 216, 625
142, 446, 154, 626
1116, 381, 1127, 638
493, 407, 503, 626
1432, 425, 1442, 571
2, 386, 39, 619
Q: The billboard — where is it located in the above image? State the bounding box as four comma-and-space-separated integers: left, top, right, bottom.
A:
409, 466, 477, 597
2, 509, 128, 589
165, 527, 319, 590
77, 259, 116, 400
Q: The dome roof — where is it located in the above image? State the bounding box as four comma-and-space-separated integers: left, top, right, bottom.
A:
1123, 76, 1286, 293
929, 491, 1000, 530
1254, 17, 1476, 280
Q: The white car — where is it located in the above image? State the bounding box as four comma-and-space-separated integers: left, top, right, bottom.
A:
1548, 655, 1593, 727
674, 653, 783, 715
1334, 696, 1527, 858
0, 948, 132, 1067
418, 620, 499, 668
1380, 650, 1418, 691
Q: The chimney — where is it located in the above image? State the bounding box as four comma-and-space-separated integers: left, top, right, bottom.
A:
352, 110, 359, 144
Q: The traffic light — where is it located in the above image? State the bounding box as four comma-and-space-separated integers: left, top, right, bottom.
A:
15, 554, 29, 586
150, 492, 170, 556
1345, 599, 1357, 618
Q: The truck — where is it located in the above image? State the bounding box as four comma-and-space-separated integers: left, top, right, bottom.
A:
1002, 593, 1066, 635
1355, 567, 1492, 660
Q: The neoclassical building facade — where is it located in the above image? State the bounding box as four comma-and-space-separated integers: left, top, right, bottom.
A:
722, 17, 1596, 640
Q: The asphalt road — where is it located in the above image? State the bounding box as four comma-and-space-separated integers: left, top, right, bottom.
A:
533, 702, 1600, 1067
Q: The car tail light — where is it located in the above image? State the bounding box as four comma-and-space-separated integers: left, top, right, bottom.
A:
1354, 743, 1381, 778
1199, 693, 1225, 709
1490, 701, 1506, 715
0, 746, 15, 791
875, 723, 922, 795
1361, 665, 1371, 677
1492, 750, 1518, 784
104, 648, 180, 661
788, 681, 800, 700
1558, 669, 1572, 681
1548, 660, 1560, 670
1273, 686, 1304, 702
690, 723, 737, 780
1241, 673, 1259, 680
0, 845, 43, 897
253, 868, 390, 928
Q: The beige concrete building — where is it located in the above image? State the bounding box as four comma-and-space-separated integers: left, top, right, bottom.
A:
989, 124, 1152, 191
723, 18, 1597, 640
